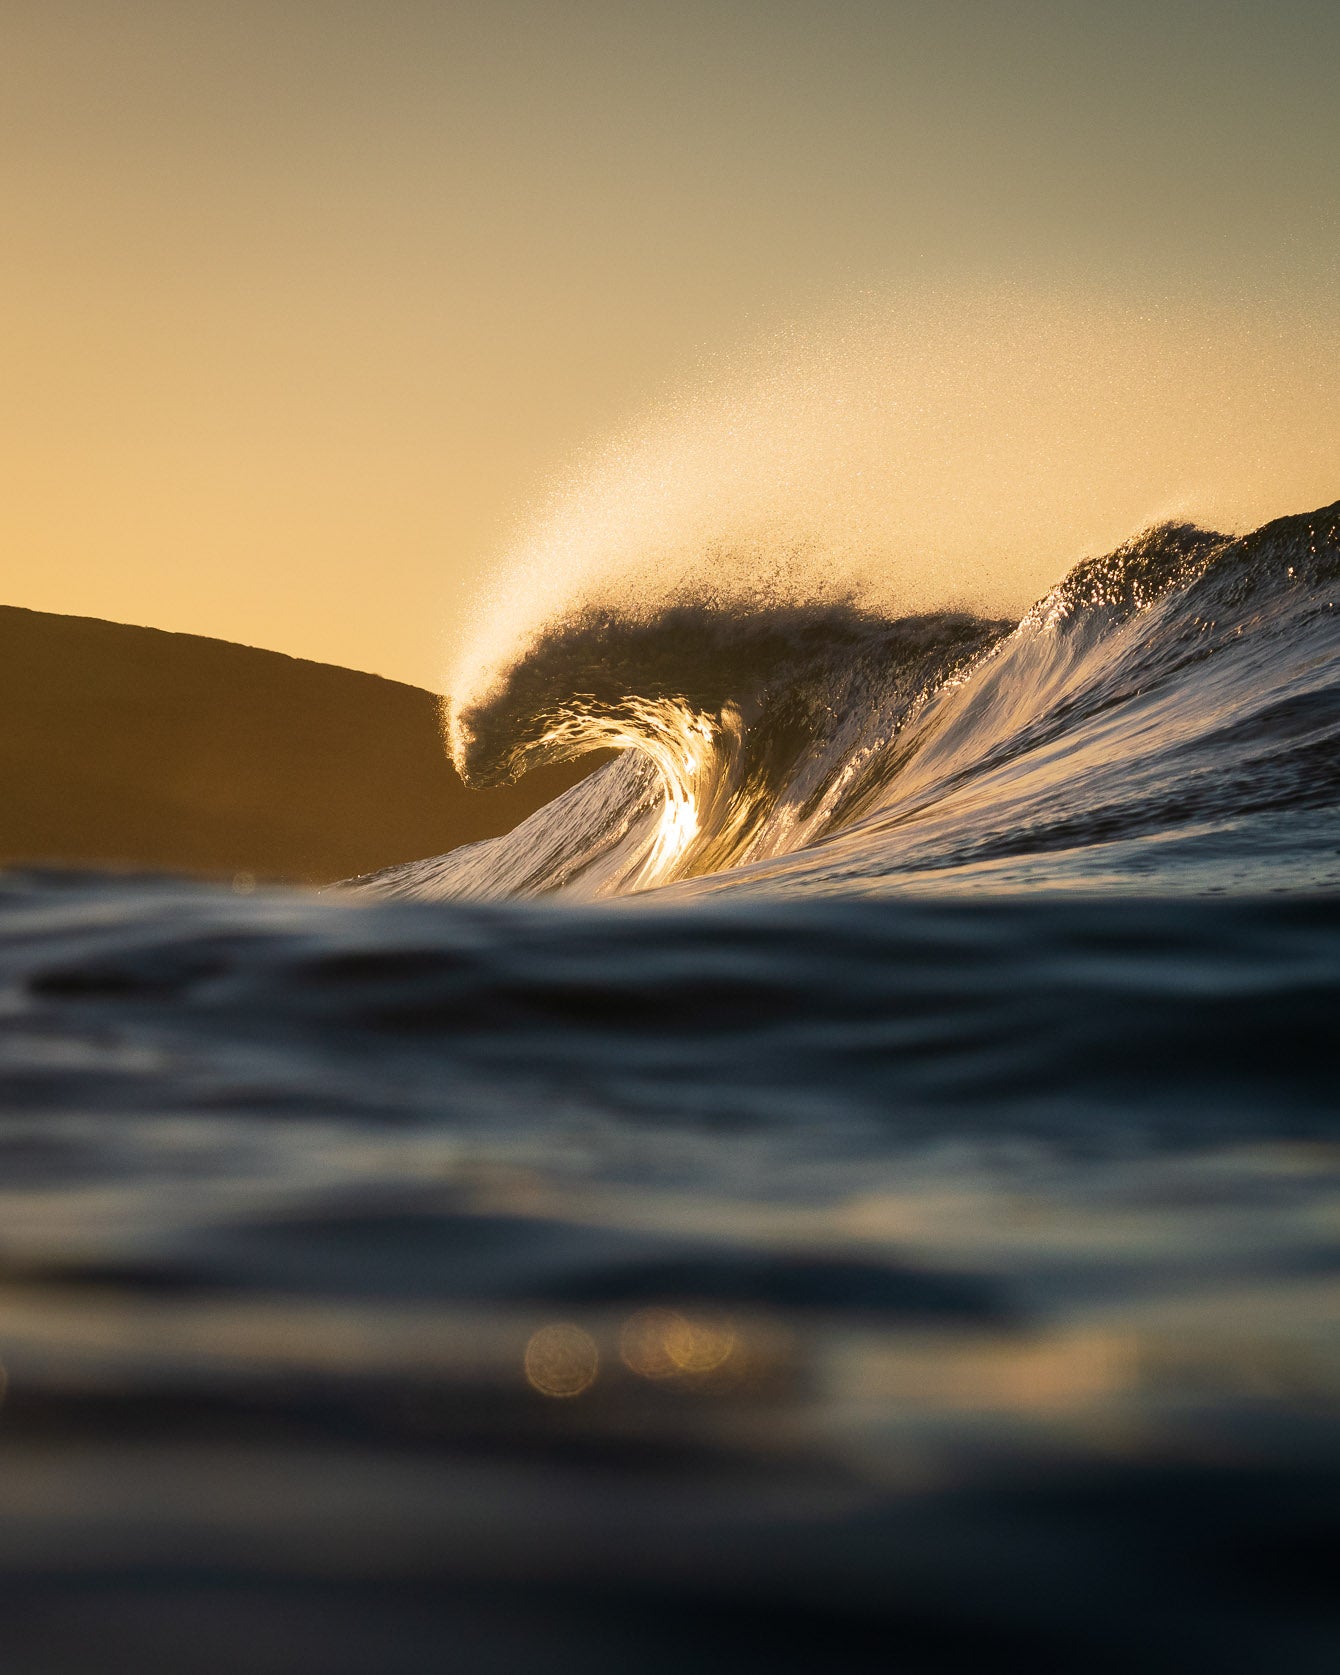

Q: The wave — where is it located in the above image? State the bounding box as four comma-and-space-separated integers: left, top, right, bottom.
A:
357, 501, 1340, 902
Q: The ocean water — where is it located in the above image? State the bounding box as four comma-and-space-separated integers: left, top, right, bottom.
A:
2, 503, 1339, 1671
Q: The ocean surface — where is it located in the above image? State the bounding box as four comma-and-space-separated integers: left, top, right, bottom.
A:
2, 503, 1339, 1671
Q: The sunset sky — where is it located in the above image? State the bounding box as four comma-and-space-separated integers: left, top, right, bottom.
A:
4, 0, 1338, 691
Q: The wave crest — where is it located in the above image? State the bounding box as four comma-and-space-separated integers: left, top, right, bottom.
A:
448, 599, 1004, 890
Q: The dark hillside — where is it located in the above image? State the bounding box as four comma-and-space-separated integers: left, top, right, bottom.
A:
0, 605, 596, 882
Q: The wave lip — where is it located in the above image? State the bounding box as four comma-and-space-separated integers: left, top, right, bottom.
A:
444, 600, 1005, 895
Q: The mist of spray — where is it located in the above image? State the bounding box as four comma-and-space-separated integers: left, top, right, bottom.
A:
450, 287, 1340, 724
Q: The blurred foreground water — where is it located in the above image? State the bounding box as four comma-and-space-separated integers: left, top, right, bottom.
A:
0, 871, 1337, 1672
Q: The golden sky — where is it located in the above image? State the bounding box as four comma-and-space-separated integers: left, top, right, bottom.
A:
4, 1, 1339, 691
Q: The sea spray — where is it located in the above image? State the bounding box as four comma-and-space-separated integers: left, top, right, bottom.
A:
448, 290, 1340, 728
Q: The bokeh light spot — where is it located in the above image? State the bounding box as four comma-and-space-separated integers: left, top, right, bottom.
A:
621, 1308, 737, 1381
665, 1311, 736, 1375
524, 1323, 599, 1398
620, 1308, 684, 1379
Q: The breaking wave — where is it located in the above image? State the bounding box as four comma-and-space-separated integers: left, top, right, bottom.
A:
356, 502, 1340, 901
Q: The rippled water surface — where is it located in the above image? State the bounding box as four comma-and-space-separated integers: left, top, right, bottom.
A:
1, 872, 1339, 1673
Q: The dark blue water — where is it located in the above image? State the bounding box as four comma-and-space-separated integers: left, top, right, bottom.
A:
2, 503, 1339, 1672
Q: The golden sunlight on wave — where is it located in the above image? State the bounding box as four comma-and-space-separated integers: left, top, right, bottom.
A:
512, 695, 724, 888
